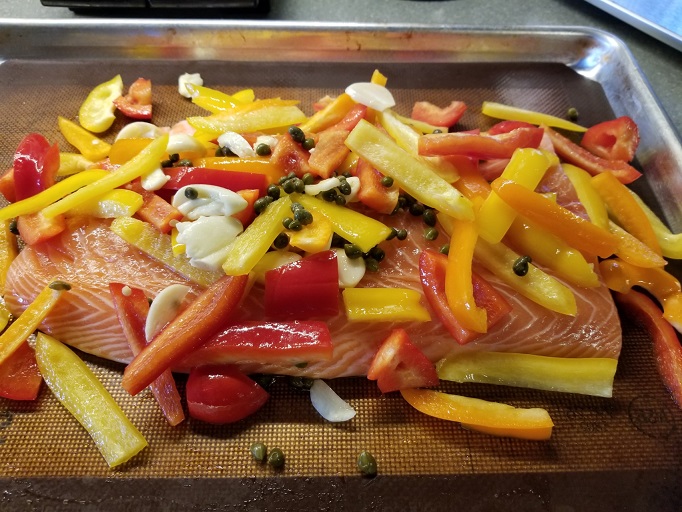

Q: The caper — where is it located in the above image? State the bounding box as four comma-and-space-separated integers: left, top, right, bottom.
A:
386, 227, 398, 240
184, 187, 199, 200
357, 451, 377, 477
282, 179, 296, 194
567, 107, 579, 121
288, 219, 302, 231
422, 209, 437, 227
294, 178, 306, 194
177, 159, 193, 167
409, 202, 425, 216
513, 255, 533, 276
267, 184, 281, 200
250, 374, 277, 391
254, 196, 274, 215
250, 442, 267, 462
169, 153, 180, 163
288, 126, 306, 143
331, 233, 347, 247
439, 243, 450, 255
334, 195, 347, 206
432, 129, 443, 134
267, 448, 285, 468
344, 243, 363, 259
49, 280, 72, 291
288, 376, 314, 390
294, 209, 313, 225
396, 229, 408, 241
160, 159, 173, 168
364, 257, 380, 272
380, 176, 394, 188
424, 227, 439, 241
282, 217, 293, 229
255, 143, 271, 156
302, 137, 316, 151
322, 189, 338, 202
8, 219, 18, 235
368, 246, 385, 262
273, 232, 290, 250
338, 181, 352, 196
301, 173, 315, 185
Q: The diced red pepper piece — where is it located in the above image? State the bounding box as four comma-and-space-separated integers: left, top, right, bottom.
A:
418, 126, 544, 160
122, 274, 249, 396
13, 133, 60, 201
580, 116, 639, 162
162, 166, 268, 197
419, 250, 512, 344
329, 104, 367, 131
614, 290, 682, 409
269, 132, 312, 176
544, 125, 641, 184
308, 129, 351, 179
411, 100, 467, 127
113, 78, 152, 120
17, 211, 66, 246
0, 341, 42, 401
125, 179, 183, 234
264, 250, 339, 320
233, 188, 259, 227
186, 364, 269, 424
367, 328, 439, 393
353, 157, 399, 215
109, 283, 185, 426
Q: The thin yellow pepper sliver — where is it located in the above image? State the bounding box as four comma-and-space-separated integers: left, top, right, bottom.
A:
35, 332, 147, 468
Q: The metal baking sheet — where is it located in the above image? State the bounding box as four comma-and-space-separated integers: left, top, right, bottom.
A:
0, 21, 681, 511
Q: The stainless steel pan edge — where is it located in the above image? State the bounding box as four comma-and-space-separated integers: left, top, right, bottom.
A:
0, 20, 679, 226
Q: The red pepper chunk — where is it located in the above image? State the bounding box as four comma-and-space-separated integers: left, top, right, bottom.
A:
419, 250, 512, 345
411, 100, 467, 127
614, 290, 682, 409
0, 341, 42, 401
125, 179, 182, 234
264, 250, 339, 320
418, 126, 544, 160
13, 133, 60, 201
354, 157, 399, 215
580, 116, 639, 162
367, 328, 439, 393
162, 167, 268, 197
109, 283, 185, 426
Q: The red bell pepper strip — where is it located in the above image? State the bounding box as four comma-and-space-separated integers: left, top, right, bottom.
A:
614, 290, 682, 409
0, 341, 42, 401
125, 179, 183, 234
113, 78, 152, 120
544, 125, 641, 184
185, 320, 333, 366
354, 157, 399, 214
418, 126, 544, 160
109, 283, 185, 426
264, 250, 339, 320
122, 274, 249, 396
419, 250, 511, 345
161, 166, 268, 197
233, 188, 259, 227
13, 133, 60, 201
412, 100, 467, 127
367, 328, 440, 393
487, 120, 536, 135
329, 103, 367, 131
580, 116, 639, 162
186, 364, 269, 424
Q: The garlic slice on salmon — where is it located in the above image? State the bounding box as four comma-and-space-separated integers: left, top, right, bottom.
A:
140, 166, 170, 191
145, 284, 191, 342
175, 216, 244, 271
333, 248, 366, 288
172, 184, 248, 220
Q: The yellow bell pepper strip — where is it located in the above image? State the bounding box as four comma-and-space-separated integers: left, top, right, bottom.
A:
0, 219, 19, 294
481, 101, 587, 132
491, 179, 619, 259
293, 193, 392, 253
187, 100, 307, 136
58, 152, 95, 176
298, 93, 356, 134
193, 156, 285, 184
288, 214, 334, 253
345, 119, 474, 221
445, 219, 487, 333
35, 332, 147, 467
342, 288, 431, 322
222, 195, 292, 276
185, 83, 253, 113
110, 216, 222, 287
370, 69, 388, 86
505, 216, 600, 288
476, 148, 558, 243
400, 388, 554, 441
437, 352, 618, 398
0, 280, 68, 366
609, 221, 667, 268
614, 290, 682, 409
561, 163, 609, 229
591, 170, 661, 255
66, 189, 144, 218
42, 134, 168, 219
58, 116, 112, 162
0, 169, 109, 222
109, 138, 153, 165
627, 190, 682, 259
78, 74, 124, 133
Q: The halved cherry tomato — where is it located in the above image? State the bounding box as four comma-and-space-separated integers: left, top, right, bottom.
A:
186, 364, 269, 424
411, 100, 467, 127
13, 133, 60, 201
419, 250, 512, 344
580, 116, 639, 162
418, 126, 544, 160
353, 157, 399, 214
0, 341, 42, 401
109, 283, 185, 426
162, 167, 268, 197
264, 250, 339, 320
367, 328, 439, 393
113, 78, 152, 120
544, 125, 641, 184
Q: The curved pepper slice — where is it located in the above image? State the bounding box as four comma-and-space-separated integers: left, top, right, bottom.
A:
0, 219, 19, 293
58, 116, 112, 163
400, 388, 554, 441
36, 332, 147, 467
481, 101, 587, 132
186, 83, 254, 113
78, 75, 124, 133
561, 163, 609, 229
629, 191, 682, 260
609, 221, 667, 269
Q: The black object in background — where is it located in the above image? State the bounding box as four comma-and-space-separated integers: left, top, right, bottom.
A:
40, 0, 269, 17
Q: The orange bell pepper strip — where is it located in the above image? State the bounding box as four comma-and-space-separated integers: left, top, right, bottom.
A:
591, 171, 661, 255
491, 179, 619, 258
0, 281, 69, 366
298, 93, 356, 134
400, 388, 554, 440
122, 274, 249, 396
614, 290, 682, 409
353, 157, 399, 215
109, 138, 153, 165
445, 219, 487, 333
193, 157, 285, 184
608, 221, 667, 269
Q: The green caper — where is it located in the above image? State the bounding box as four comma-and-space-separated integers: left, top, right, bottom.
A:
8, 219, 18, 235
184, 187, 199, 200
169, 153, 180, 163
380, 176, 394, 188
301, 172, 315, 185
250, 442, 267, 462
357, 451, 377, 477
566, 107, 579, 121
365, 257, 380, 272
338, 181, 352, 196
368, 246, 385, 262
288, 376, 314, 390
344, 243, 363, 259
294, 209, 313, 225
282, 217, 293, 229
255, 143, 272, 156
288, 219, 302, 231
273, 232, 290, 250
424, 227, 439, 241
386, 227, 398, 240
432, 129, 443, 134
160, 159, 173, 168
294, 178, 306, 194
409, 202, 425, 216
267, 184, 281, 200
396, 195, 407, 209
254, 196, 274, 215
250, 374, 277, 390
177, 159, 193, 167
422, 209, 437, 227
267, 448, 285, 468
331, 233, 347, 247
322, 189, 338, 202
439, 243, 450, 255
288, 126, 306, 144
282, 179, 296, 194
49, 280, 72, 291
396, 229, 408, 241
334, 195, 347, 206
513, 255, 533, 276
302, 137, 316, 151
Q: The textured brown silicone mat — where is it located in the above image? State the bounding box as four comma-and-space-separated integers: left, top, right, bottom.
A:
0, 59, 681, 510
